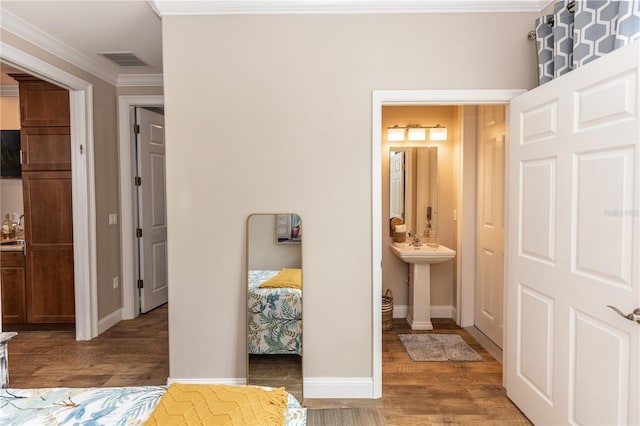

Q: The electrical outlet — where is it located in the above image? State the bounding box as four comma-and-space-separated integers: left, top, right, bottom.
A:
113, 277, 119, 289
108, 213, 118, 225
452, 209, 457, 221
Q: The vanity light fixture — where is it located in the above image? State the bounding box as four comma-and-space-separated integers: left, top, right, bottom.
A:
388, 123, 447, 141
407, 126, 427, 141
387, 125, 405, 141
429, 124, 447, 141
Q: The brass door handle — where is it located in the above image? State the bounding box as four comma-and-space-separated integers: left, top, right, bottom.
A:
607, 305, 640, 324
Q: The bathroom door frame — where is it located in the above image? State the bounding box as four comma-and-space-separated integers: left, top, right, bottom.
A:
371, 89, 525, 398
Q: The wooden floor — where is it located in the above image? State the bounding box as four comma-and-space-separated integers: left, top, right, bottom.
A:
7, 306, 530, 425
7, 304, 168, 387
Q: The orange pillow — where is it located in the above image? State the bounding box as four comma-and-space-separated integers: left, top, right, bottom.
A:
259, 268, 302, 289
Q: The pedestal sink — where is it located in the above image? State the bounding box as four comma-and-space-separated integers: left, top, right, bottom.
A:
389, 242, 456, 330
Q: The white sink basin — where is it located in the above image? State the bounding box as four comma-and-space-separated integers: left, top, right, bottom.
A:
389, 242, 456, 330
390, 242, 456, 264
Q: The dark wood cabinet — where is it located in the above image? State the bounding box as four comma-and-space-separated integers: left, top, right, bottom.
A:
9, 74, 75, 325
20, 127, 71, 171
11, 75, 70, 127
26, 246, 75, 323
0, 252, 26, 324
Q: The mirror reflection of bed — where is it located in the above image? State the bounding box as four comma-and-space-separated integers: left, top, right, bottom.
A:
246, 213, 303, 402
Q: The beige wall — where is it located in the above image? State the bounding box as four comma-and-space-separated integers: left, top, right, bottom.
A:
116, 86, 164, 97
248, 214, 302, 270
0, 96, 20, 128
162, 12, 538, 383
382, 106, 458, 311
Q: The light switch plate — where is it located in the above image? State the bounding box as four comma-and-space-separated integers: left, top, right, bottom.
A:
108, 213, 118, 225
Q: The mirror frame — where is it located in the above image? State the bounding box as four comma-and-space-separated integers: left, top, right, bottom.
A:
246, 213, 303, 400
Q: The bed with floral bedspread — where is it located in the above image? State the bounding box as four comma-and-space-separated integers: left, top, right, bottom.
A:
0, 385, 306, 425
248, 270, 302, 355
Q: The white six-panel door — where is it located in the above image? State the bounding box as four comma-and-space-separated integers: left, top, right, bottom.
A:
136, 108, 168, 313
506, 42, 640, 425
390, 151, 405, 221
476, 104, 506, 348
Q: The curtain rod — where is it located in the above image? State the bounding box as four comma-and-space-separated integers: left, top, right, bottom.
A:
527, 1, 575, 41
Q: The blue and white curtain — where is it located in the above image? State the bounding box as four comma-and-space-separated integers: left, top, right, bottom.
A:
536, 0, 640, 85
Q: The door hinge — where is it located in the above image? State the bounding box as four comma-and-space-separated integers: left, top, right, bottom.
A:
134, 176, 141, 186
137, 279, 144, 289
136, 228, 142, 238
134, 124, 140, 134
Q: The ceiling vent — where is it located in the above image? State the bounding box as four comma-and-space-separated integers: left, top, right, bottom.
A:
98, 52, 149, 67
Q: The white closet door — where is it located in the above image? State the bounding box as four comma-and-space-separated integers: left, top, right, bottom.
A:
506, 42, 640, 425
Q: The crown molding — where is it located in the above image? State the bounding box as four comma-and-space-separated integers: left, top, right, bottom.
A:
153, 0, 552, 15
0, 8, 119, 85
0, 84, 19, 97
117, 73, 164, 87
1, 9, 161, 88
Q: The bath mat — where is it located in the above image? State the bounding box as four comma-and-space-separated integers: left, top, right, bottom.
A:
398, 334, 483, 362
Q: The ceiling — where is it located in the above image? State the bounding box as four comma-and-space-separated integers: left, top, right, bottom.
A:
0, 1, 162, 87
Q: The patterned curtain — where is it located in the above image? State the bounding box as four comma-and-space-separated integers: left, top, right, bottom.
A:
535, 0, 640, 85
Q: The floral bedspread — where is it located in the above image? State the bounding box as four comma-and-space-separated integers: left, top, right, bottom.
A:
248, 270, 302, 355
1, 386, 306, 425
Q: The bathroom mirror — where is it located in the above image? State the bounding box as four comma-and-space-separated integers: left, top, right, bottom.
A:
389, 147, 438, 238
246, 213, 302, 401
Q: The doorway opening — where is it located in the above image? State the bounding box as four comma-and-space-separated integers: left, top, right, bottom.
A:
371, 90, 525, 398
117, 96, 166, 320
1, 44, 97, 341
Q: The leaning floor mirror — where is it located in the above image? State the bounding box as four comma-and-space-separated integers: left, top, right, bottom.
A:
246, 213, 303, 401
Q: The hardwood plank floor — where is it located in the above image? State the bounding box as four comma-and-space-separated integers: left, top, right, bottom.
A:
7, 304, 168, 388
7, 306, 530, 424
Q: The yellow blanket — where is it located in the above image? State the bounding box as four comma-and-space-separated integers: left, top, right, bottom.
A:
145, 384, 288, 426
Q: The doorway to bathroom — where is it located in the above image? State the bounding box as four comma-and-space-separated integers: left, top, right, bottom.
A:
371, 90, 524, 398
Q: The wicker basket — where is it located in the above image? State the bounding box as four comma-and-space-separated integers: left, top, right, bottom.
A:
382, 289, 393, 331
392, 231, 406, 243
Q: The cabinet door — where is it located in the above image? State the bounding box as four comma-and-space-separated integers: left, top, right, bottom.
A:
1, 252, 26, 324
25, 246, 75, 323
11, 75, 70, 127
22, 170, 75, 323
21, 127, 71, 171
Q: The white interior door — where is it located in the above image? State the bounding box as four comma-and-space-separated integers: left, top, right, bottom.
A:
475, 104, 506, 348
390, 151, 405, 221
135, 108, 168, 313
506, 42, 640, 425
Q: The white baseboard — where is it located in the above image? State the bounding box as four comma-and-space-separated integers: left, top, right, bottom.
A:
393, 305, 408, 318
166, 377, 374, 398
393, 304, 456, 319
431, 305, 456, 318
304, 377, 374, 399
98, 308, 122, 334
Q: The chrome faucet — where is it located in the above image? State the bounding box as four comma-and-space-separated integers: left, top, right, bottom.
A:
412, 232, 421, 247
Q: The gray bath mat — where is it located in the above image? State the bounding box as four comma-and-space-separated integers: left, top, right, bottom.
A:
398, 333, 483, 362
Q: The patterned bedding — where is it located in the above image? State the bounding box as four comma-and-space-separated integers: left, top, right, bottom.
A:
248, 270, 302, 355
0, 385, 306, 425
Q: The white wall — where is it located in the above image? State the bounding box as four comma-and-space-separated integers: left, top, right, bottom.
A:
162, 12, 538, 390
